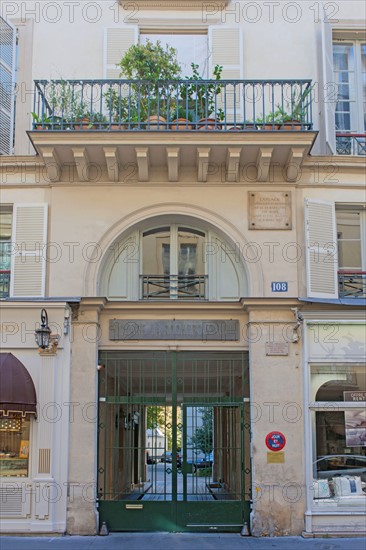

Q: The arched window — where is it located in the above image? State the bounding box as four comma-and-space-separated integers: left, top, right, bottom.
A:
141, 226, 206, 300
99, 221, 248, 301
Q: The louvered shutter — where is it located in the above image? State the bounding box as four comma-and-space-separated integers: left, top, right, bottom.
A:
10, 204, 48, 297
209, 26, 243, 121
104, 26, 138, 78
320, 7, 336, 154
0, 17, 16, 155
304, 199, 338, 299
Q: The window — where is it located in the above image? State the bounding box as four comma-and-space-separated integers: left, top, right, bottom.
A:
0, 415, 30, 477
0, 205, 12, 298
304, 200, 366, 300
141, 32, 209, 77
333, 40, 366, 155
142, 226, 206, 299
336, 206, 366, 297
310, 364, 366, 508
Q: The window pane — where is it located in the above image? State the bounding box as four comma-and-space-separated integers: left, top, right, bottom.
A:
177, 229, 205, 276
0, 206, 12, 271
333, 43, 355, 131
142, 229, 170, 276
141, 34, 209, 77
0, 415, 30, 477
311, 364, 366, 401
337, 211, 361, 269
362, 44, 366, 128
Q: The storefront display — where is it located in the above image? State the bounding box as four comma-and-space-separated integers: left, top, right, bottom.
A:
0, 416, 30, 477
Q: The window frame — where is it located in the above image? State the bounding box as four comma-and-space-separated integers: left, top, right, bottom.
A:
333, 38, 366, 134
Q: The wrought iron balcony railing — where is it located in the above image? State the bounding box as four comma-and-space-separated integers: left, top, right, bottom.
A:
141, 275, 207, 300
336, 133, 366, 156
32, 79, 313, 132
338, 271, 366, 298
0, 270, 10, 298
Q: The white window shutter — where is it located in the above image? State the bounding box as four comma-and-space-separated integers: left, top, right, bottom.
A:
304, 199, 338, 299
104, 26, 138, 78
0, 16, 16, 155
10, 204, 48, 298
320, 7, 336, 154
100, 230, 139, 300
208, 26, 243, 120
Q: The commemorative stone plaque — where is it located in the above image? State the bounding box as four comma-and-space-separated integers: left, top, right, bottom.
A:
109, 319, 239, 341
248, 191, 292, 230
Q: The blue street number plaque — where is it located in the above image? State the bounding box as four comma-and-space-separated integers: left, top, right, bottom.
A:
271, 282, 288, 292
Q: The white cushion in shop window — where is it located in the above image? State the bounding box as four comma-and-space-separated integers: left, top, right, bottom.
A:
313, 479, 332, 499
332, 476, 363, 496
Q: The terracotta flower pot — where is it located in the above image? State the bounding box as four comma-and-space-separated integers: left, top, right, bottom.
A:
256, 123, 280, 131
145, 115, 166, 130
197, 117, 221, 130
73, 117, 95, 130
169, 118, 193, 131
279, 120, 303, 131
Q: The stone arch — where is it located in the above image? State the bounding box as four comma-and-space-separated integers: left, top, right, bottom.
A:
84, 203, 264, 298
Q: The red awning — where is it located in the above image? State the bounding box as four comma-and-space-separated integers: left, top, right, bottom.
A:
0, 353, 37, 417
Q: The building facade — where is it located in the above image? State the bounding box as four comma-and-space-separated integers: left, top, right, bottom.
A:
0, 0, 365, 537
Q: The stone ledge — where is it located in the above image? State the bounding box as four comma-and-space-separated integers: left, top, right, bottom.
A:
119, 0, 229, 9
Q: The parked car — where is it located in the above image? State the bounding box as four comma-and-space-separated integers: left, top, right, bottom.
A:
313, 454, 366, 482
186, 452, 214, 472
160, 451, 182, 466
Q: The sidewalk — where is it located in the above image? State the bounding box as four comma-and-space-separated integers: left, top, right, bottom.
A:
1, 534, 365, 550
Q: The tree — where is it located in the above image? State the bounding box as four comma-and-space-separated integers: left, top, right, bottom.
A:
190, 407, 213, 455
117, 39, 182, 121
146, 406, 181, 450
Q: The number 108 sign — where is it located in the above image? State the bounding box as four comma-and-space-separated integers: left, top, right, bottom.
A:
271, 282, 288, 292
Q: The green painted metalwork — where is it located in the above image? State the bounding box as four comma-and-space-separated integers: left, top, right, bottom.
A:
98, 351, 250, 532
32, 79, 314, 131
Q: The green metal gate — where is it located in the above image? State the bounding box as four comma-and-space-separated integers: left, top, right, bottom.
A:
97, 351, 250, 532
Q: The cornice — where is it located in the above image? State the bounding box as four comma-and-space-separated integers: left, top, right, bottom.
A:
119, 0, 229, 9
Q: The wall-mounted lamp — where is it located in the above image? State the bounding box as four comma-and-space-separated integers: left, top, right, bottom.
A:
35, 308, 60, 353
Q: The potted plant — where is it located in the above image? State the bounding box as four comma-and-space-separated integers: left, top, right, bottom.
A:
31, 111, 63, 130
47, 80, 82, 128
103, 88, 128, 129
169, 104, 194, 130
277, 85, 314, 130
31, 112, 52, 130
256, 110, 282, 130
181, 63, 224, 130
117, 40, 182, 129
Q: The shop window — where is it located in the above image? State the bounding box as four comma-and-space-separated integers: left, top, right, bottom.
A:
310, 364, 366, 508
0, 415, 30, 477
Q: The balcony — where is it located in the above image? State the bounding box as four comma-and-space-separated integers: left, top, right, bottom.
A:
336, 133, 366, 156
141, 275, 207, 300
29, 79, 317, 183
338, 271, 366, 298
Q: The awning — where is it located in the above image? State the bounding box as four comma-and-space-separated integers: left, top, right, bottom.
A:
0, 353, 37, 417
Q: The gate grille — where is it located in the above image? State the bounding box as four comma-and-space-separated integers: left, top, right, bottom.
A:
97, 351, 250, 530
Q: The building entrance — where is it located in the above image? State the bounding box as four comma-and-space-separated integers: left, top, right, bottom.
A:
98, 351, 250, 532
